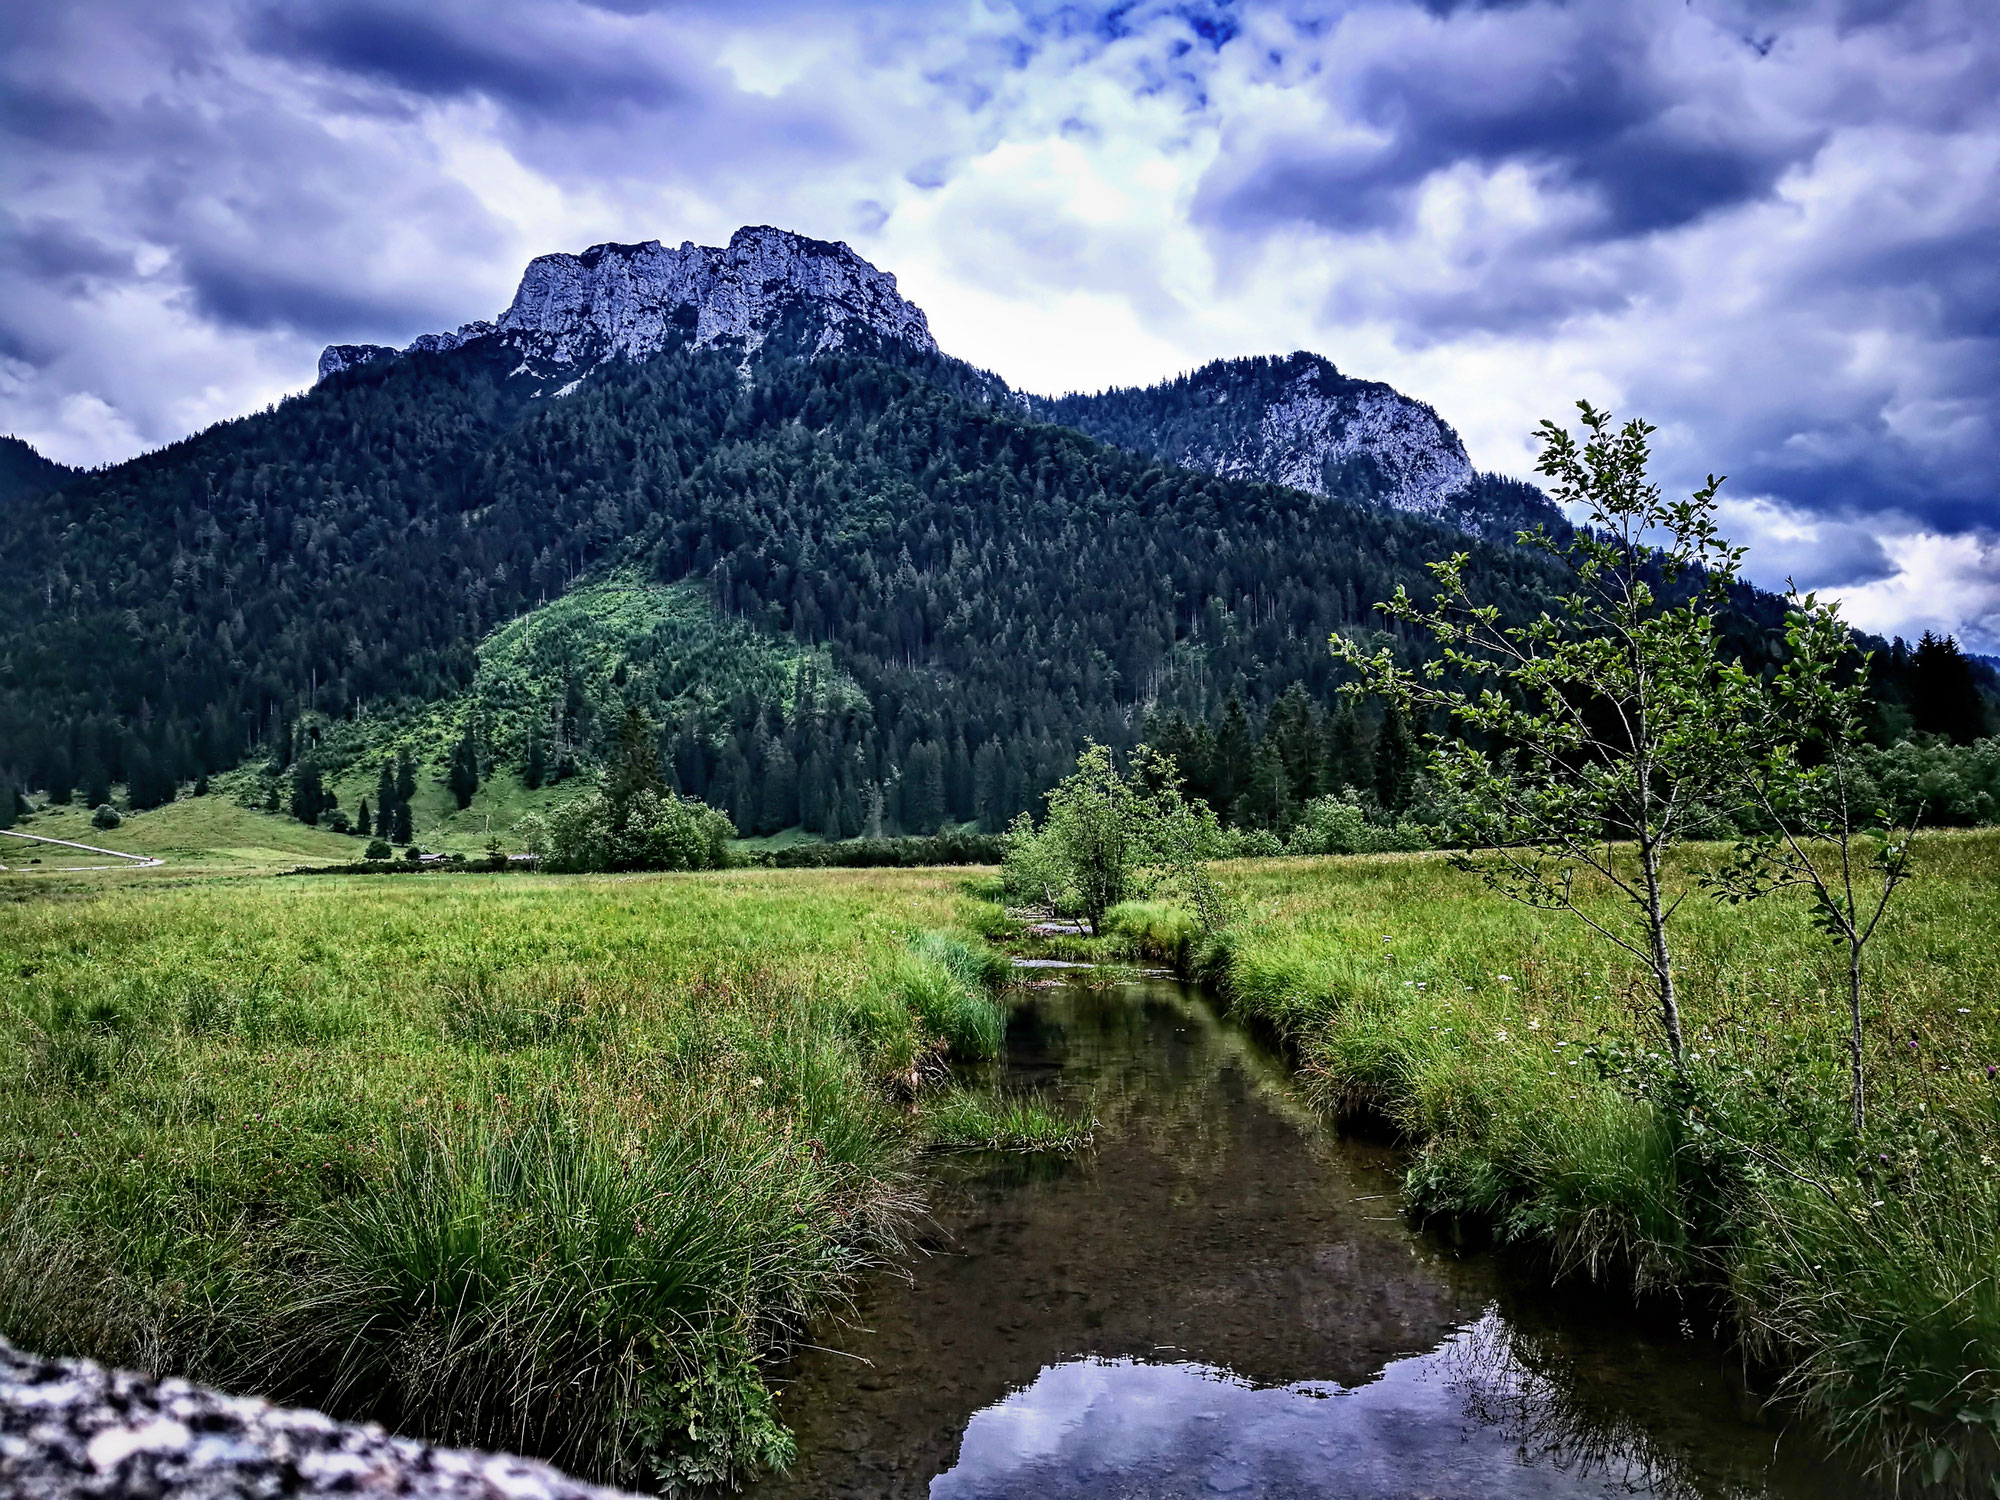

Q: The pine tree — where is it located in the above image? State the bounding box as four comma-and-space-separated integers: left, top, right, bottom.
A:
525, 732, 547, 790
760, 742, 798, 833
291, 760, 326, 825
357, 798, 372, 836
1910, 632, 1985, 743
605, 707, 666, 822
394, 749, 416, 808
390, 799, 413, 845
1373, 704, 1416, 815
973, 739, 1006, 832
1210, 697, 1252, 815
448, 723, 480, 809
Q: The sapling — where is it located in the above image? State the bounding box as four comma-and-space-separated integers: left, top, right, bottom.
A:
1333, 403, 1760, 1067
1710, 586, 1919, 1133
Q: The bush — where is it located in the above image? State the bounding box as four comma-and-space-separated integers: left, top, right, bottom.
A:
325, 810, 353, 834
1285, 795, 1434, 856
757, 831, 1004, 868
404, 846, 423, 863
538, 789, 734, 874
364, 839, 392, 861
90, 804, 121, 830
1004, 743, 1228, 933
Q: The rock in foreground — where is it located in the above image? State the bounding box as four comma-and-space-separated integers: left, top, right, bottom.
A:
0, 1338, 640, 1499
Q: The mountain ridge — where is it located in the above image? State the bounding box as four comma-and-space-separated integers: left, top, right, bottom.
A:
316, 226, 1533, 533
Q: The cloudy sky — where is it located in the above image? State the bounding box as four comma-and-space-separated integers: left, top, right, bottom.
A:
3, 0, 1996, 647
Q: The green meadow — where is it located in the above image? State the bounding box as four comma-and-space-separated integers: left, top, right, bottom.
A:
0, 865, 1004, 1490
8, 831, 2000, 1490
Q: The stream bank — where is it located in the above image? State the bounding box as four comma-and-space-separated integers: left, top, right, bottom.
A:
739, 970, 1860, 1498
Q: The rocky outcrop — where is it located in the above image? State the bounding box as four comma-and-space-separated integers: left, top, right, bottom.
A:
0, 1338, 638, 1499
316, 343, 397, 381
317, 226, 934, 389
1034, 352, 1483, 523
497, 227, 935, 369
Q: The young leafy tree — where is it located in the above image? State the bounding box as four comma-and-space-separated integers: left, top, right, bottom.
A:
1333, 403, 1758, 1067
1005, 741, 1225, 935
1710, 588, 1921, 1132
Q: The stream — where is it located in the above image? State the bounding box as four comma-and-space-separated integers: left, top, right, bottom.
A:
740, 970, 1863, 1499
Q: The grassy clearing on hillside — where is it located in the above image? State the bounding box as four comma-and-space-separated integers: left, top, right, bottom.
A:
0, 867, 1003, 1490
3, 796, 359, 877
1099, 833, 2000, 1490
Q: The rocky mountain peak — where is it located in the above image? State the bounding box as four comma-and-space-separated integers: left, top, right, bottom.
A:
1037, 351, 1485, 523
317, 226, 934, 388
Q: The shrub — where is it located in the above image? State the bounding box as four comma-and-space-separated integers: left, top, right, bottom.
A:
1286, 796, 1433, 856
91, 804, 121, 830
538, 789, 734, 874
758, 831, 1004, 868
364, 839, 392, 861
1004, 742, 1227, 933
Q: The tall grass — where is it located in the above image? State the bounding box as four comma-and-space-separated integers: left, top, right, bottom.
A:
1154, 834, 2000, 1490
0, 867, 998, 1490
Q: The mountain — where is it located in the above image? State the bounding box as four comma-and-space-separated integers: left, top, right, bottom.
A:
13, 223, 1970, 841
318, 230, 1540, 539
0, 437, 77, 507
318, 226, 936, 391
1039, 354, 1563, 542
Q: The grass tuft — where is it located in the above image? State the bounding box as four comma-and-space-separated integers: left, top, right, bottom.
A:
921, 1088, 1095, 1155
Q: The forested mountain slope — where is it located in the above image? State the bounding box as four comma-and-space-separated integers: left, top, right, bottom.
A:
0, 329, 1574, 832
0, 437, 76, 508
0, 226, 1989, 836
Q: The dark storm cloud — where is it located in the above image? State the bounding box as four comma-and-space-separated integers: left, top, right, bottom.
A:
1202, 7, 1812, 240
1185, 0, 2000, 575
249, 2, 691, 118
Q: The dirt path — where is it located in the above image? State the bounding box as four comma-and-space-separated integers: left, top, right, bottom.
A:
0, 827, 164, 871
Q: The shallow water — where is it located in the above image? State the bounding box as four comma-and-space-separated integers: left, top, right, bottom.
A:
740, 974, 1863, 1499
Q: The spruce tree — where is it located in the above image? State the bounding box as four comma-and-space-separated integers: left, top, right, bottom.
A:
375, 762, 397, 833
1373, 705, 1416, 815
290, 760, 326, 825
448, 724, 480, 809
1910, 631, 1985, 743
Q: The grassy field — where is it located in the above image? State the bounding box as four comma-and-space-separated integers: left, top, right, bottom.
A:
0, 865, 1005, 1490
1088, 832, 2000, 1490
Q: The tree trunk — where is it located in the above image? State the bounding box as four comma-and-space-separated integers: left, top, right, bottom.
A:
1848, 939, 1867, 1134
1642, 842, 1685, 1066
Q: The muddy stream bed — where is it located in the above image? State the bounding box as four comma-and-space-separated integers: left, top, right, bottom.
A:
737, 970, 1863, 1499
